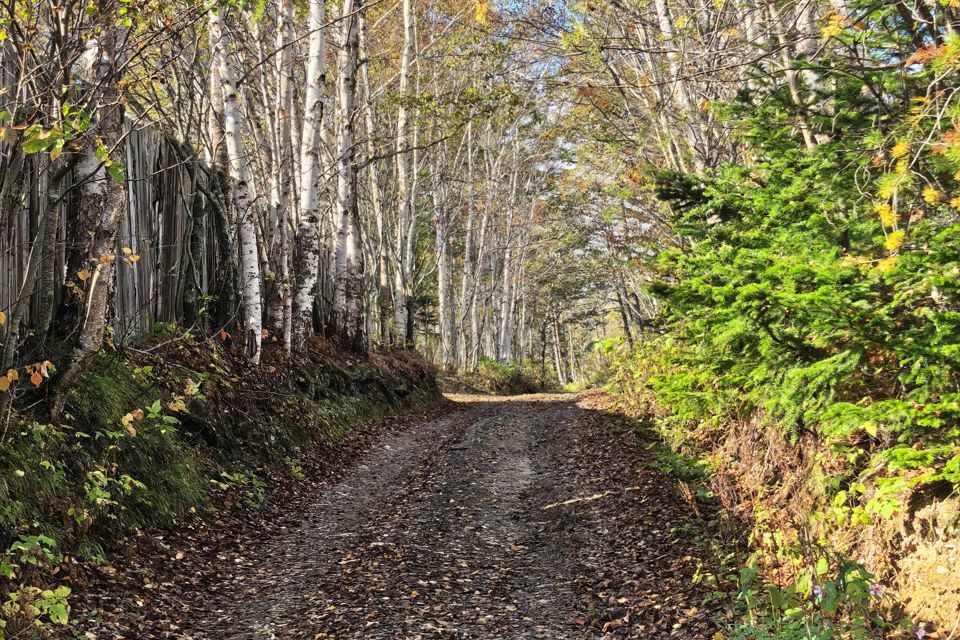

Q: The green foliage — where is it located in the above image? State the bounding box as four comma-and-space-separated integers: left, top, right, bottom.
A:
644, 127, 960, 516
0, 584, 71, 637
0, 536, 69, 638
465, 357, 546, 394
604, 4, 960, 634
730, 557, 912, 640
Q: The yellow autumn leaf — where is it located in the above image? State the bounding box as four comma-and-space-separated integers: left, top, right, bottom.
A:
0, 377, 10, 392
821, 12, 845, 38
875, 256, 898, 274
77, 269, 90, 282
121, 412, 138, 437
475, 0, 489, 25
885, 230, 906, 252
875, 203, 896, 227
0, 310, 5, 326
922, 186, 941, 204
878, 182, 896, 200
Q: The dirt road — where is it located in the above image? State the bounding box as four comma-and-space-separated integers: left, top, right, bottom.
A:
73, 394, 719, 639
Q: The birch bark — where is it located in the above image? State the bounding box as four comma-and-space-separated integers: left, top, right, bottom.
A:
332, 0, 366, 351
52, 7, 127, 416
358, 16, 393, 345
209, 8, 264, 363
392, 0, 415, 344
293, 0, 327, 348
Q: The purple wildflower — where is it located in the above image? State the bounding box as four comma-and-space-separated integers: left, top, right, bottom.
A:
868, 583, 883, 598
812, 585, 823, 600
916, 624, 926, 639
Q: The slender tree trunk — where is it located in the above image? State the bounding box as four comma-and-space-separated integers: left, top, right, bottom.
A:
267, 0, 295, 352
210, 8, 263, 363
458, 119, 475, 370
392, 0, 415, 344
52, 11, 127, 417
552, 318, 566, 385
332, 0, 366, 351
615, 289, 634, 347
566, 326, 578, 385
359, 16, 392, 346
293, 0, 327, 348
767, 1, 817, 151
433, 187, 455, 368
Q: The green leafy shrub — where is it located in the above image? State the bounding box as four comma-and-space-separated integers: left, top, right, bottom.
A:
730, 556, 911, 640
606, 19, 960, 633
464, 357, 546, 394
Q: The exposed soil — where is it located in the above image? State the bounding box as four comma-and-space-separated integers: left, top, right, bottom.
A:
69, 393, 720, 639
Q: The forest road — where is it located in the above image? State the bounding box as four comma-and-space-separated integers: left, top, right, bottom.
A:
76, 393, 719, 639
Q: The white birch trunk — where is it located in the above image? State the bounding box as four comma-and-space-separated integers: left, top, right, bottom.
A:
293, 0, 327, 348
210, 8, 263, 363
52, 14, 127, 417
359, 16, 392, 345
433, 186, 455, 368
269, 0, 295, 352
392, 0, 415, 344
332, 0, 365, 351
458, 119, 475, 370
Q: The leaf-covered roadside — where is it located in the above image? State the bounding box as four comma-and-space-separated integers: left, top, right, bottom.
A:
0, 336, 441, 637
66, 402, 451, 638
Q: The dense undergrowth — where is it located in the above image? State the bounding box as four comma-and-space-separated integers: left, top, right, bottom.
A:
590, 14, 960, 638
606, 133, 960, 637
0, 334, 440, 637
455, 357, 551, 395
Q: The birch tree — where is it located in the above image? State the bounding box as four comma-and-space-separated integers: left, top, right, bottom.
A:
293, 0, 327, 348
392, 0, 416, 345
52, 1, 128, 416
209, 7, 264, 363
332, 0, 366, 351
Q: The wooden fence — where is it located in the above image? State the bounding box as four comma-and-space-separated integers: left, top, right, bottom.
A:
0, 122, 232, 357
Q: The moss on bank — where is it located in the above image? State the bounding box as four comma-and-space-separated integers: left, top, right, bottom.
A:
0, 337, 440, 636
